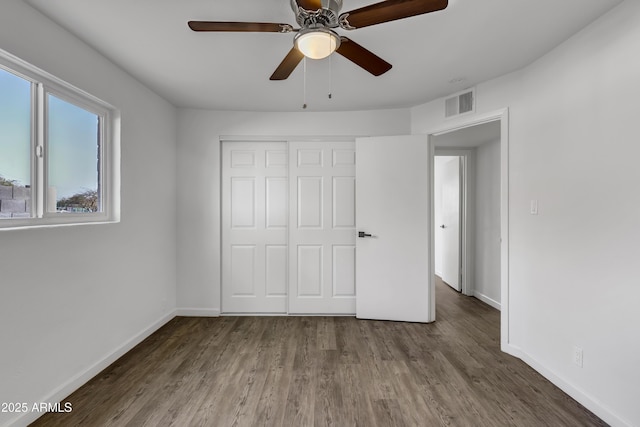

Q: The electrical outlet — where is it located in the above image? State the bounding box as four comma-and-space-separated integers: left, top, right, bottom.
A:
573, 346, 583, 368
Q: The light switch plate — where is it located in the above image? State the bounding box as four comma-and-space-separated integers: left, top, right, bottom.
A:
530, 200, 538, 215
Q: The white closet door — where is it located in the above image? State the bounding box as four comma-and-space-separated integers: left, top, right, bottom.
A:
288, 141, 356, 314
221, 142, 288, 313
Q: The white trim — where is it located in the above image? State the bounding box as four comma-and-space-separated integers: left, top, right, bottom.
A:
236, 313, 354, 317
499, 110, 510, 351
460, 153, 474, 296
427, 140, 436, 322
175, 308, 221, 317
503, 344, 633, 427
0, 220, 120, 232
5, 312, 175, 427
35, 83, 44, 218
221, 312, 286, 316
220, 135, 360, 143
431, 110, 505, 136
473, 291, 501, 311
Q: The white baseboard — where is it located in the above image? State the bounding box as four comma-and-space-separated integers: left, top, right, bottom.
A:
6, 311, 176, 427
175, 307, 220, 317
473, 291, 501, 311
503, 344, 632, 427
222, 312, 287, 316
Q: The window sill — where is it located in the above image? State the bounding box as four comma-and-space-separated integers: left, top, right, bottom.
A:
0, 215, 119, 231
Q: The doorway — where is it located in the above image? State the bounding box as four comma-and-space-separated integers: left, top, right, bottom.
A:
430, 114, 507, 341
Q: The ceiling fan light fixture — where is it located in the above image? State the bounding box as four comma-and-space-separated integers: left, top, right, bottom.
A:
294, 28, 341, 59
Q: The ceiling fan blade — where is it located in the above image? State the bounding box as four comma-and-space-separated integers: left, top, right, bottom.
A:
270, 48, 305, 80
188, 21, 293, 33
339, 0, 447, 30
295, 0, 323, 10
335, 37, 392, 76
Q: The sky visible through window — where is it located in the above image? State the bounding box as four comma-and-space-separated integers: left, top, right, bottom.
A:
0, 67, 30, 187
0, 67, 99, 200
48, 93, 99, 200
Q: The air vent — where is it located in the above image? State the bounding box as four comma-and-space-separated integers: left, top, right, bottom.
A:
445, 88, 475, 118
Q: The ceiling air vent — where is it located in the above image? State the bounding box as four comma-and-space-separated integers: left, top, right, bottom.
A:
445, 88, 475, 118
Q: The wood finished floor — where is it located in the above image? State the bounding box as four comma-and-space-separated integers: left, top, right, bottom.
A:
31, 278, 606, 427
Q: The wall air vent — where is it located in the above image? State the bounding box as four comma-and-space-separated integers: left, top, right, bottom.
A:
445, 88, 475, 118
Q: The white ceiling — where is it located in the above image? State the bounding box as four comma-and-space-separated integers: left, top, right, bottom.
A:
25, 0, 622, 112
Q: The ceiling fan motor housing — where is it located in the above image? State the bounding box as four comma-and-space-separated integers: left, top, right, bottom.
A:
291, 0, 343, 28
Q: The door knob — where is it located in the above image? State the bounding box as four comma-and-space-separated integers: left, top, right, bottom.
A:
440, 225, 446, 229
358, 231, 372, 238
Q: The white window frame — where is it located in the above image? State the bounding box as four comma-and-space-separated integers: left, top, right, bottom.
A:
0, 48, 120, 229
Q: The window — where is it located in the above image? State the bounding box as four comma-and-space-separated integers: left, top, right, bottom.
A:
0, 67, 31, 218
0, 49, 118, 228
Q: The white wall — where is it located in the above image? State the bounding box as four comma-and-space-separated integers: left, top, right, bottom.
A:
472, 140, 500, 308
176, 109, 411, 313
0, 2, 177, 426
474, 139, 501, 307
412, 2, 639, 426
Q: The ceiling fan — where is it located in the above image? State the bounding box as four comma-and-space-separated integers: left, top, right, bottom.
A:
188, 0, 448, 80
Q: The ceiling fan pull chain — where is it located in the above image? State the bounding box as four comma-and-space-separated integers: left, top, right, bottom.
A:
303, 57, 308, 109
328, 53, 333, 100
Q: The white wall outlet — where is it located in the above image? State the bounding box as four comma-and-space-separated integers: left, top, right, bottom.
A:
530, 199, 538, 215
573, 346, 584, 368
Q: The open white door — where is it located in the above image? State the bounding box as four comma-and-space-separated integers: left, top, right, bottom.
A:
355, 135, 433, 323
441, 157, 461, 291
